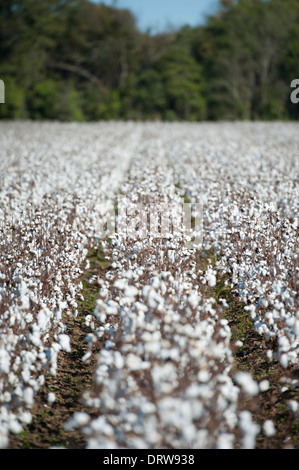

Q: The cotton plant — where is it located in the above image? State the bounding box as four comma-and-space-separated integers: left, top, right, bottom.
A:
67, 145, 264, 449
0, 121, 298, 449
0, 121, 139, 447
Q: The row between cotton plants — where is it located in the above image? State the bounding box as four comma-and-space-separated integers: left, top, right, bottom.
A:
65, 139, 279, 449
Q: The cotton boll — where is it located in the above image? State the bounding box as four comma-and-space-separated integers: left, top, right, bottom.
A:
113, 278, 128, 290
0, 349, 10, 374
207, 273, 216, 287
263, 419, 276, 437
235, 372, 259, 396
124, 285, 139, 298
23, 387, 34, 408
239, 411, 260, 449
188, 292, 200, 309
18, 410, 32, 425
126, 354, 150, 371
82, 351, 92, 363
287, 400, 298, 416
64, 412, 90, 431
8, 418, 23, 435
48, 392, 56, 404
216, 433, 235, 449
197, 370, 210, 383
114, 351, 124, 369
85, 314, 93, 327
279, 353, 288, 368
278, 336, 290, 352
266, 349, 273, 362
37, 309, 50, 331
58, 334, 71, 352
259, 379, 270, 392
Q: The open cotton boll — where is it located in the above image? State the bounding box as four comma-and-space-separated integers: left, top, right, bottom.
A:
216, 433, 235, 449
287, 400, 299, 416
263, 420, 276, 437
235, 372, 259, 396
239, 411, 261, 449
205, 268, 217, 287
48, 392, 56, 404
23, 387, 34, 408
113, 278, 128, 290
126, 353, 150, 371
8, 418, 23, 435
0, 349, 10, 374
58, 334, 71, 352
259, 379, 270, 392
124, 285, 139, 298
64, 412, 91, 432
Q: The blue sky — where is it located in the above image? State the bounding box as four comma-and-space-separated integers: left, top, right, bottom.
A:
98, 0, 220, 32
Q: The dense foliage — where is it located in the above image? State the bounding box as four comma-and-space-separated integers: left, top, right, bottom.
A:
0, 0, 299, 121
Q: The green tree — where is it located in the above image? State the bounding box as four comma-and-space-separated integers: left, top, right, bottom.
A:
156, 29, 206, 120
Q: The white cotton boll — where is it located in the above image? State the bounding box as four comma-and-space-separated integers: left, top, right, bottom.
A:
24, 312, 33, 324
55, 308, 62, 322
48, 392, 56, 404
235, 372, 259, 396
85, 314, 93, 326
58, 334, 71, 352
114, 351, 124, 369
21, 369, 31, 384
64, 412, 90, 431
23, 387, 34, 408
18, 410, 32, 425
278, 336, 290, 352
8, 418, 23, 435
0, 349, 10, 374
3, 392, 11, 403
197, 370, 210, 383
140, 402, 156, 415
82, 351, 92, 363
239, 411, 260, 449
279, 353, 288, 368
124, 285, 139, 298
188, 292, 200, 309
263, 420, 276, 437
106, 300, 118, 315
216, 433, 235, 449
207, 274, 216, 287
37, 309, 49, 331
0, 428, 9, 449
144, 341, 161, 355
259, 379, 270, 392
267, 349, 273, 361
287, 400, 298, 415
113, 278, 128, 290
89, 416, 114, 436
126, 353, 149, 371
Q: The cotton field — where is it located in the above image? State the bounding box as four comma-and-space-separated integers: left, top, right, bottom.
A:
0, 121, 298, 449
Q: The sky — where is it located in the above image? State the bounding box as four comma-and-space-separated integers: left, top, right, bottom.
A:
98, 0, 220, 33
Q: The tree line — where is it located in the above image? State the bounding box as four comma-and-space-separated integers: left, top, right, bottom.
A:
0, 0, 298, 121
